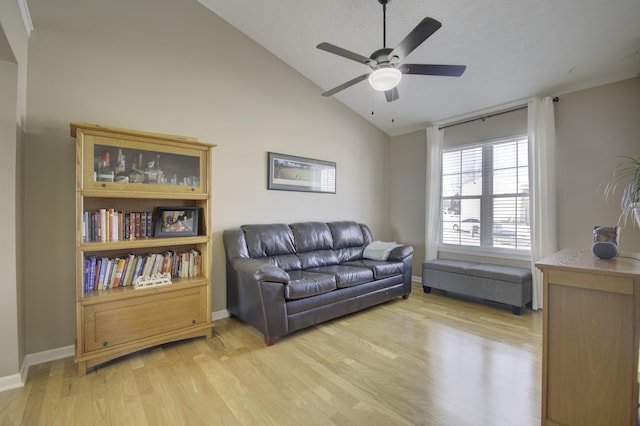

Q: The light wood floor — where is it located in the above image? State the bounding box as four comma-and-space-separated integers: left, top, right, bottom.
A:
0, 283, 542, 425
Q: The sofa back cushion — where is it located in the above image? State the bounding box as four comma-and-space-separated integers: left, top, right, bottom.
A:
297, 249, 339, 269
328, 221, 365, 249
290, 222, 333, 252
241, 224, 296, 258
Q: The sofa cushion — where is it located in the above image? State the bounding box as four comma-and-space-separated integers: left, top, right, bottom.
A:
290, 222, 333, 252
297, 250, 339, 269
334, 246, 365, 263
306, 265, 374, 288
242, 224, 296, 258
328, 221, 365, 249
465, 263, 532, 284
343, 259, 404, 279
285, 271, 337, 300
266, 254, 301, 272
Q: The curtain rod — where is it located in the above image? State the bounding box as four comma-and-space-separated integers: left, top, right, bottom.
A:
438, 97, 559, 131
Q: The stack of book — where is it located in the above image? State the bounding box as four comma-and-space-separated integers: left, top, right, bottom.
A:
82, 209, 154, 242
83, 249, 201, 292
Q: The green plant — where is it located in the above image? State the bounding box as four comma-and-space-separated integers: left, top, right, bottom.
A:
603, 155, 640, 227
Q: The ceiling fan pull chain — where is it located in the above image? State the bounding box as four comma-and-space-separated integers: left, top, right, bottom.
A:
371, 88, 375, 115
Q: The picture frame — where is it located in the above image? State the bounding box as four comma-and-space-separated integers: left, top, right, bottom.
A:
268, 152, 336, 193
154, 207, 199, 237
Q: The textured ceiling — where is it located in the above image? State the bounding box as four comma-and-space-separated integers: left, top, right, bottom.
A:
197, 0, 640, 136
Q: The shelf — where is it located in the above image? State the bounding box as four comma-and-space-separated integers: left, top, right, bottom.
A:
80, 235, 209, 251
81, 189, 208, 200
81, 277, 209, 304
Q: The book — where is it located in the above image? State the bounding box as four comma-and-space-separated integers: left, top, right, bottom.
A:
99, 208, 107, 242
141, 254, 155, 278
107, 258, 119, 288
135, 212, 141, 239
97, 257, 109, 290
87, 256, 97, 292
122, 253, 136, 286
101, 258, 113, 289
112, 258, 126, 287
93, 258, 102, 290
146, 211, 153, 237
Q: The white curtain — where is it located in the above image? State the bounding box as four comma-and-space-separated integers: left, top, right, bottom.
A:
425, 126, 444, 261
528, 97, 558, 310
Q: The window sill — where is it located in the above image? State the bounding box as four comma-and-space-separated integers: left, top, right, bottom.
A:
438, 244, 532, 262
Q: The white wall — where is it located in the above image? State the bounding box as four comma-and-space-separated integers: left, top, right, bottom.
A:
23, 0, 391, 353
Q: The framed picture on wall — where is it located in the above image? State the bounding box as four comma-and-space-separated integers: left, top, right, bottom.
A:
154, 207, 199, 237
267, 152, 336, 193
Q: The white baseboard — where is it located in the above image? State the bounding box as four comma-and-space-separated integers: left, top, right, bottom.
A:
212, 309, 229, 321
0, 344, 74, 393
24, 345, 75, 367
0, 372, 23, 392
412, 275, 421, 283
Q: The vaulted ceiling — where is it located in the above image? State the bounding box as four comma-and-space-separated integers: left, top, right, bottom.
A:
197, 0, 640, 136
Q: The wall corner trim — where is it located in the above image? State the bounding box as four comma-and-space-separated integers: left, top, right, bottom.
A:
17, 0, 34, 36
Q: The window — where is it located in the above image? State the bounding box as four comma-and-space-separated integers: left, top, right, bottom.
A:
441, 136, 530, 253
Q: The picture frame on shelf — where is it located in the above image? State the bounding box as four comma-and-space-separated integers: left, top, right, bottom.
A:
154, 207, 199, 237
268, 152, 336, 193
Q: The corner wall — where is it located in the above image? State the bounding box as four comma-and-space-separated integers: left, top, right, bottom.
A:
0, 0, 29, 380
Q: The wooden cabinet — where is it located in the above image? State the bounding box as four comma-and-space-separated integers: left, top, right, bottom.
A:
72, 123, 215, 376
536, 249, 640, 426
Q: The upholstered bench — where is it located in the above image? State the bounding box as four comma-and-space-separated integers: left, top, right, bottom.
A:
422, 259, 532, 315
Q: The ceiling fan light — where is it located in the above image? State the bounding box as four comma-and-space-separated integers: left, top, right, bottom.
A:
368, 68, 402, 91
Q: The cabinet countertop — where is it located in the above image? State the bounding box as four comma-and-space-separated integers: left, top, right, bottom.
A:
535, 248, 640, 278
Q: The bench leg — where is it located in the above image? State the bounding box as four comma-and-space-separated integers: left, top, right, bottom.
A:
423, 286, 432, 294
512, 306, 523, 315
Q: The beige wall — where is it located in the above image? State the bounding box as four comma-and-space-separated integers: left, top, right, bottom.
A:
555, 77, 640, 252
389, 129, 426, 275
23, 0, 390, 353
0, 0, 28, 379
0, 58, 19, 378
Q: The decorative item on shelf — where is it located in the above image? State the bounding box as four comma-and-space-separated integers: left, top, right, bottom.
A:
592, 225, 620, 259
154, 207, 199, 237
133, 272, 172, 290
603, 155, 640, 228
96, 150, 115, 182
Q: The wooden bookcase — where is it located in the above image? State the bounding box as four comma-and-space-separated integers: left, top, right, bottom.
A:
72, 123, 215, 376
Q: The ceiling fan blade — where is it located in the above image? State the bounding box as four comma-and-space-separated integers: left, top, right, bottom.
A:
389, 17, 442, 61
316, 42, 372, 65
400, 64, 466, 77
385, 87, 399, 102
321, 74, 370, 97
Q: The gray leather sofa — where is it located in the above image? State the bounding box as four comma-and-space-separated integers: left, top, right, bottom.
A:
223, 221, 413, 345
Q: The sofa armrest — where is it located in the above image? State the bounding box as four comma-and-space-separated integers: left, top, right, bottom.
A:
388, 245, 414, 261
230, 258, 290, 284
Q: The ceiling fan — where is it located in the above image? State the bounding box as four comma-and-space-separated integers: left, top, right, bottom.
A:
317, 0, 466, 102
